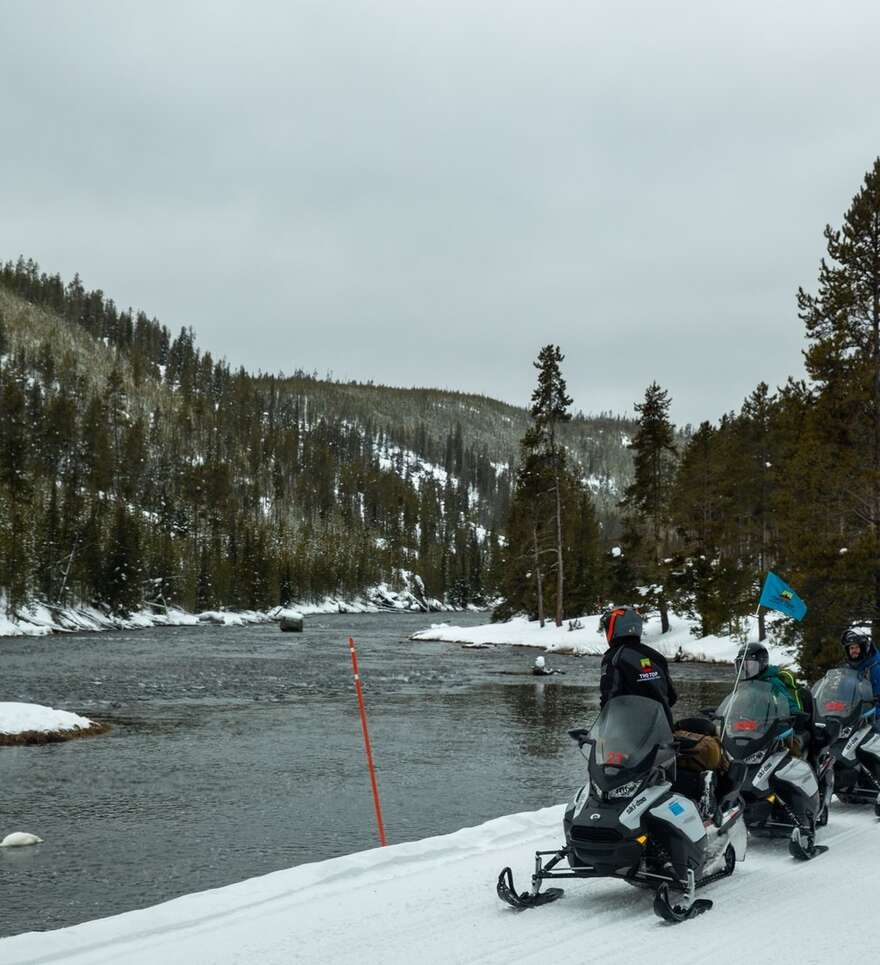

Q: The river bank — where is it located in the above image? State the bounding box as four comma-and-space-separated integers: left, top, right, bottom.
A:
0, 580, 481, 639
412, 610, 798, 667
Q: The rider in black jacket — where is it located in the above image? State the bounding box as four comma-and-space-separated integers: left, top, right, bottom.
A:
599, 605, 678, 726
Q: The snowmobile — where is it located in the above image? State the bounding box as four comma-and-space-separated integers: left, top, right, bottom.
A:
716, 679, 830, 859
812, 666, 880, 815
496, 695, 747, 923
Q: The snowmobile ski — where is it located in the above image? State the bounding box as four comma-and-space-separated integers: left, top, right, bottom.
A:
652, 882, 713, 924
788, 828, 829, 861
496, 867, 563, 909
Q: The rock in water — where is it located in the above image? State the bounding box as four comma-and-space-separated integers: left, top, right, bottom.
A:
1, 832, 43, 847
278, 609, 304, 632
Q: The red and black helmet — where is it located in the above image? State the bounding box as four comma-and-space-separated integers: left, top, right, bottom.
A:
600, 605, 643, 644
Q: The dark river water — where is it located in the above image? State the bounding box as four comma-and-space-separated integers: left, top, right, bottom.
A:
0, 613, 735, 937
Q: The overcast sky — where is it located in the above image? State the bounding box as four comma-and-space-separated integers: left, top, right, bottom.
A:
2, 1, 879, 425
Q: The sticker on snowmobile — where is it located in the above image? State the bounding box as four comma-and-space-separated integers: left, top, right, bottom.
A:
752, 751, 786, 790
649, 795, 706, 843
734, 720, 757, 731
619, 784, 671, 830
824, 700, 846, 712
844, 725, 871, 760
605, 751, 626, 765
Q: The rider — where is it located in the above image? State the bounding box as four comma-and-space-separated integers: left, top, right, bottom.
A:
599, 605, 677, 725
734, 642, 812, 756
734, 643, 802, 714
841, 628, 880, 729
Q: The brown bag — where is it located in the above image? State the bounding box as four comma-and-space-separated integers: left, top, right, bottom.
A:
674, 730, 725, 772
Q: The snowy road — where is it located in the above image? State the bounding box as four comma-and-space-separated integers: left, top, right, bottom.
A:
2, 800, 874, 965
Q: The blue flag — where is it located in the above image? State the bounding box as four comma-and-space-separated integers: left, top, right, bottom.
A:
759, 572, 807, 621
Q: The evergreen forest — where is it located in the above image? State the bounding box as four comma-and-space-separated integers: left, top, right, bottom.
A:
0, 265, 634, 620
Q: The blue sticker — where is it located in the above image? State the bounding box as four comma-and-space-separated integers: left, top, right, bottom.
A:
668, 801, 685, 816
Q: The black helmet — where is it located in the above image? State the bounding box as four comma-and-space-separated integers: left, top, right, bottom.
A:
601, 605, 643, 644
735, 643, 769, 681
841, 628, 872, 665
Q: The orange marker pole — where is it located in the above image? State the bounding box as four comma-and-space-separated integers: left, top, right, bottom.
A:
347, 636, 387, 847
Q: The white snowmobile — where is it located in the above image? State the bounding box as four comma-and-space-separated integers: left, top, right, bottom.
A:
812, 666, 880, 815
716, 680, 831, 859
497, 695, 747, 923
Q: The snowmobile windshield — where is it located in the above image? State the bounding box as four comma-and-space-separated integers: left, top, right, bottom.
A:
716, 681, 790, 744
812, 667, 874, 722
589, 696, 673, 781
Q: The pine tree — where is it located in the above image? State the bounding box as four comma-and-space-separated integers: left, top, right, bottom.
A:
102, 503, 142, 615
526, 345, 573, 626
622, 382, 677, 632
0, 374, 32, 609
796, 157, 880, 651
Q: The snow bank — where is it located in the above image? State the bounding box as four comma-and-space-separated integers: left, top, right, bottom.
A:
0, 598, 434, 640
412, 611, 798, 667
0, 602, 203, 638
1, 801, 872, 964
0, 575, 474, 640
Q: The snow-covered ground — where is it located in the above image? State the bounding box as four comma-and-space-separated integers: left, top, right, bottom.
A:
413, 611, 797, 667
1, 800, 872, 964
0, 702, 96, 737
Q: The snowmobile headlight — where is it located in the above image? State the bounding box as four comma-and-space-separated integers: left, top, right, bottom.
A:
607, 780, 641, 800
744, 751, 764, 765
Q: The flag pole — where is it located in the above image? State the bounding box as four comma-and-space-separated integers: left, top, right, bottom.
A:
347, 636, 387, 847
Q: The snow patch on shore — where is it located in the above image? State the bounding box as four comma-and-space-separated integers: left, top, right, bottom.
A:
0, 702, 96, 736
412, 611, 797, 667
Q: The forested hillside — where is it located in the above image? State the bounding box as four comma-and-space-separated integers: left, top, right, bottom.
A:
0, 260, 635, 617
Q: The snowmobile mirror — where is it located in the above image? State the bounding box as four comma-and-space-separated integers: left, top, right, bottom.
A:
700, 707, 716, 719
567, 728, 592, 746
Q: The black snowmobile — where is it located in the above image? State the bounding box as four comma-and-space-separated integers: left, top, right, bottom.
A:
716, 680, 830, 859
497, 695, 747, 923
812, 666, 880, 815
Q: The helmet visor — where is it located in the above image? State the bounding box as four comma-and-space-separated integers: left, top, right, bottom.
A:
737, 657, 763, 680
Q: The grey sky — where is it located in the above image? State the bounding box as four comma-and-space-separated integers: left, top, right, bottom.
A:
2, 1, 879, 426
